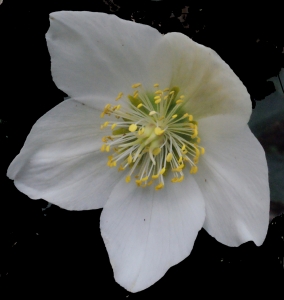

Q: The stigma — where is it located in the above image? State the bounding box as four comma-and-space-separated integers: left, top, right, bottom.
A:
100, 83, 205, 190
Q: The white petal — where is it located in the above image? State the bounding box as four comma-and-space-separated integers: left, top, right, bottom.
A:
100, 175, 205, 292
46, 11, 162, 110
149, 32, 252, 122
7, 99, 121, 210
196, 118, 269, 246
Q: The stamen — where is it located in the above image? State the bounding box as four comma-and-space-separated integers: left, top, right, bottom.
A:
154, 127, 164, 136
149, 111, 157, 116
129, 124, 137, 132
116, 92, 123, 101
155, 183, 164, 191
154, 90, 163, 95
176, 99, 184, 104
100, 82, 205, 190
131, 83, 141, 88
166, 153, 173, 162
152, 148, 161, 156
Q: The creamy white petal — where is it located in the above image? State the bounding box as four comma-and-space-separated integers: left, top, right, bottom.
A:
195, 118, 269, 246
149, 32, 252, 122
46, 11, 162, 110
100, 175, 205, 292
7, 99, 120, 210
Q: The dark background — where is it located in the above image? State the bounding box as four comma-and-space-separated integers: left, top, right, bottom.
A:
1, 1, 284, 298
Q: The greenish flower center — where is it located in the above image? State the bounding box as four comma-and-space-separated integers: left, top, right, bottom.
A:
100, 83, 205, 190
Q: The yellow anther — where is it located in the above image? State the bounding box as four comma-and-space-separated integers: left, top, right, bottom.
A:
125, 175, 131, 183
105, 145, 110, 152
178, 156, 183, 164
195, 146, 200, 156
115, 92, 123, 101
166, 153, 173, 162
188, 115, 193, 121
183, 113, 189, 117
154, 90, 163, 95
189, 123, 195, 129
155, 98, 161, 104
147, 180, 153, 186
136, 180, 142, 186
158, 116, 165, 121
159, 168, 166, 175
190, 165, 198, 174
153, 83, 159, 87
103, 104, 111, 114
163, 88, 170, 92
111, 123, 117, 130
180, 95, 185, 99
129, 124, 137, 132
196, 137, 201, 144
102, 136, 108, 143
172, 166, 183, 172
118, 165, 125, 171
191, 128, 198, 139
141, 176, 149, 182
164, 95, 169, 100
200, 147, 205, 155
175, 175, 184, 182
169, 91, 175, 95
152, 174, 159, 179
115, 104, 121, 110
193, 156, 199, 164
154, 127, 165, 136
137, 103, 143, 109
152, 148, 161, 156
133, 90, 139, 99
149, 111, 157, 116
127, 155, 133, 164
101, 144, 107, 152
155, 183, 164, 191
138, 127, 145, 135
138, 127, 145, 136
131, 83, 141, 88
176, 99, 184, 104
100, 112, 105, 118
181, 144, 186, 151
103, 121, 109, 128
154, 95, 161, 100
172, 176, 184, 183
172, 114, 178, 119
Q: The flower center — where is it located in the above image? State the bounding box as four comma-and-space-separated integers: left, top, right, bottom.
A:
100, 83, 205, 190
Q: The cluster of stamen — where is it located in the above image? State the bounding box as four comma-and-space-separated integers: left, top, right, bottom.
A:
100, 83, 205, 190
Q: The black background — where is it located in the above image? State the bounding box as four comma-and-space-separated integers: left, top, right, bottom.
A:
1, 1, 284, 298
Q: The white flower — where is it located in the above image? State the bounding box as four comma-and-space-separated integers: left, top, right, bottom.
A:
7, 11, 270, 292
